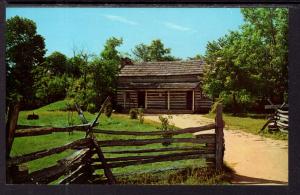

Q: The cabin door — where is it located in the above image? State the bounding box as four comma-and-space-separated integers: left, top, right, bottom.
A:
186, 91, 193, 110
138, 91, 145, 108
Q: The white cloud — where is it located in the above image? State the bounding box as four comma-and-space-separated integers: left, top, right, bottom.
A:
103, 14, 138, 26
164, 22, 192, 32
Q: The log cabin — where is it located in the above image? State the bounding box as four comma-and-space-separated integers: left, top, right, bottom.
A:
116, 60, 212, 113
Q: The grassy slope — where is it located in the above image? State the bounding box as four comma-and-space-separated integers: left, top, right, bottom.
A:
12, 101, 229, 184
204, 113, 288, 140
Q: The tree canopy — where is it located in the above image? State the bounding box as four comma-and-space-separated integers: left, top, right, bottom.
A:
6, 16, 46, 106
203, 8, 288, 113
132, 39, 178, 62
67, 37, 123, 112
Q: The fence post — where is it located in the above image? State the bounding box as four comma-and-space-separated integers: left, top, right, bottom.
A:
215, 104, 224, 170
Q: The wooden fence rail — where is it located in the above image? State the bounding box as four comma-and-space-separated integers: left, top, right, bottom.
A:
14, 123, 215, 137
7, 100, 224, 185
260, 103, 288, 133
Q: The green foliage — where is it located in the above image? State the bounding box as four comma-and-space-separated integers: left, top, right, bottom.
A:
67, 55, 85, 78
34, 72, 71, 104
188, 54, 204, 60
101, 37, 123, 62
45, 51, 68, 75
129, 108, 138, 119
67, 75, 97, 111
203, 8, 288, 113
67, 37, 122, 112
132, 39, 178, 62
159, 115, 175, 146
6, 16, 46, 106
87, 103, 97, 114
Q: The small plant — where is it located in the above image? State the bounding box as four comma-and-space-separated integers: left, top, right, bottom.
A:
104, 101, 113, 118
159, 115, 175, 146
87, 103, 97, 114
138, 108, 144, 124
129, 108, 138, 119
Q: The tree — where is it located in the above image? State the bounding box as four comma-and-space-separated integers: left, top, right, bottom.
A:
132, 43, 149, 62
6, 16, 46, 107
45, 51, 68, 75
203, 8, 288, 113
188, 54, 204, 60
67, 37, 123, 112
132, 39, 178, 62
92, 37, 123, 107
101, 37, 123, 62
240, 8, 288, 103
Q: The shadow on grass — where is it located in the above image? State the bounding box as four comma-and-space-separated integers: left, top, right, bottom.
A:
227, 113, 269, 119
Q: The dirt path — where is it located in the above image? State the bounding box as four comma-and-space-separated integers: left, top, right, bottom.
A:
144, 114, 288, 185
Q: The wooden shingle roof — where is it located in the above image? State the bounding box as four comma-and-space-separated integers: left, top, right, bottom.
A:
119, 60, 205, 77
118, 82, 200, 89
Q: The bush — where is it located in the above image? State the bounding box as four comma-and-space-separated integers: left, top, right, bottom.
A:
104, 101, 113, 118
87, 103, 97, 114
138, 108, 144, 124
65, 99, 76, 111
159, 115, 175, 146
129, 108, 138, 119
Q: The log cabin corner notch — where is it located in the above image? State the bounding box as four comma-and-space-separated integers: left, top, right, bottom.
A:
116, 60, 212, 113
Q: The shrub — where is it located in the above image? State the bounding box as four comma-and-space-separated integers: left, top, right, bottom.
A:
159, 115, 175, 146
138, 108, 144, 124
87, 103, 97, 114
66, 99, 76, 111
129, 108, 138, 119
104, 101, 113, 118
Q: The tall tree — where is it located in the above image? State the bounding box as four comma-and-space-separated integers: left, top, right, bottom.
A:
132, 43, 149, 62
67, 37, 123, 112
6, 16, 46, 107
94, 37, 123, 106
132, 39, 178, 62
203, 8, 288, 113
240, 8, 288, 102
45, 51, 68, 75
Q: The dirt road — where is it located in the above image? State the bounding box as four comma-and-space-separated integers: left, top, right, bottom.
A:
144, 114, 288, 185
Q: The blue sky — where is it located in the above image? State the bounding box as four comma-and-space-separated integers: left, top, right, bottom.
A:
6, 8, 244, 59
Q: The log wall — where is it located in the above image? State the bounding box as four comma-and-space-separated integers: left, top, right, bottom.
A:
117, 89, 212, 113
116, 91, 138, 109
169, 91, 187, 110
147, 91, 168, 109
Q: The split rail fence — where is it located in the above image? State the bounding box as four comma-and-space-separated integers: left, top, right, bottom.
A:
261, 103, 288, 133
6, 97, 225, 184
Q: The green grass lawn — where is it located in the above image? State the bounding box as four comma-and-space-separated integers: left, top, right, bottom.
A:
204, 113, 288, 140
11, 101, 229, 185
